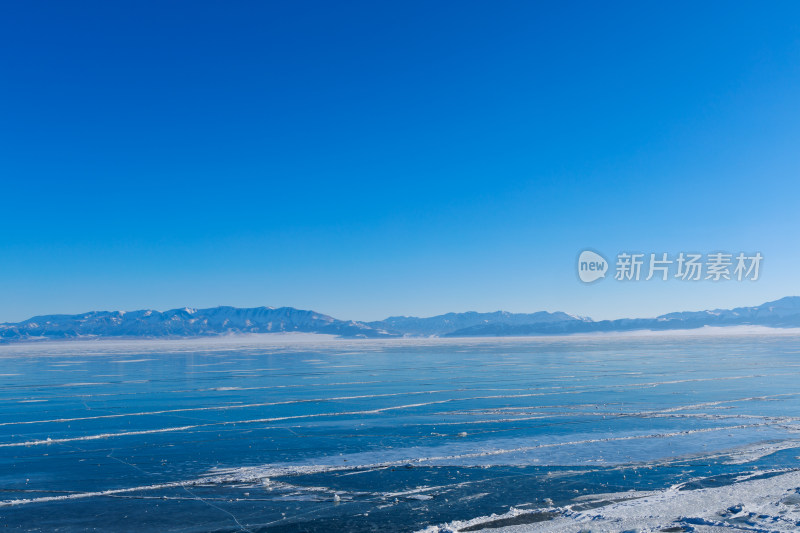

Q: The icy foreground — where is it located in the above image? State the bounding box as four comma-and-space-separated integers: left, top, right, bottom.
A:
423, 469, 800, 532
3, 335, 800, 531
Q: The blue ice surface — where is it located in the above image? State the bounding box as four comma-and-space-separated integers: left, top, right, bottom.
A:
1, 334, 799, 531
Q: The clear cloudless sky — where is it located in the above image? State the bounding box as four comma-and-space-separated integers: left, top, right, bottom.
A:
1, 1, 799, 323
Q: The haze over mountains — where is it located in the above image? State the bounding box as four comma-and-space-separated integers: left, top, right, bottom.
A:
1, 297, 799, 342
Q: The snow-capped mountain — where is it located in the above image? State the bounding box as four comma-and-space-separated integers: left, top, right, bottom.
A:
368, 311, 591, 336
1, 297, 799, 342
445, 296, 800, 336
0, 306, 389, 340
657, 296, 800, 324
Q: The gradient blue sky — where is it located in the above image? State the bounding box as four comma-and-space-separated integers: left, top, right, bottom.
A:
1, 1, 799, 323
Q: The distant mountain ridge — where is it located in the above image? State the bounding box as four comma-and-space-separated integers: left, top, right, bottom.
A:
442, 296, 800, 336
0, 306, 386, 340
1, 297, 799, 342
367, 310, 591, 336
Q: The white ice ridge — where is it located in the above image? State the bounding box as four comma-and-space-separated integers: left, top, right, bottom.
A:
4, 382, 796, 437
0, 413, 777, 449
4, 438, 799, 510
420, 469, 800, 532
0, 389, 458, 427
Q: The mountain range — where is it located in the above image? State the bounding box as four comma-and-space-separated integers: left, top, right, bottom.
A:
1, 297, 799, 342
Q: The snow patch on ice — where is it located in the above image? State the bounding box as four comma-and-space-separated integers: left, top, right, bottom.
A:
420, 468, 800, 532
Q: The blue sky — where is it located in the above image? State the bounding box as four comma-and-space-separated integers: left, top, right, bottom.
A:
1, 1, 799, 323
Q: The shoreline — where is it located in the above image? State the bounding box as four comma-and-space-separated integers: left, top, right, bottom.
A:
2, 324, 800, 351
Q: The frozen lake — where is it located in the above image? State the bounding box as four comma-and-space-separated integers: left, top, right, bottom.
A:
2, 334, 800, 531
